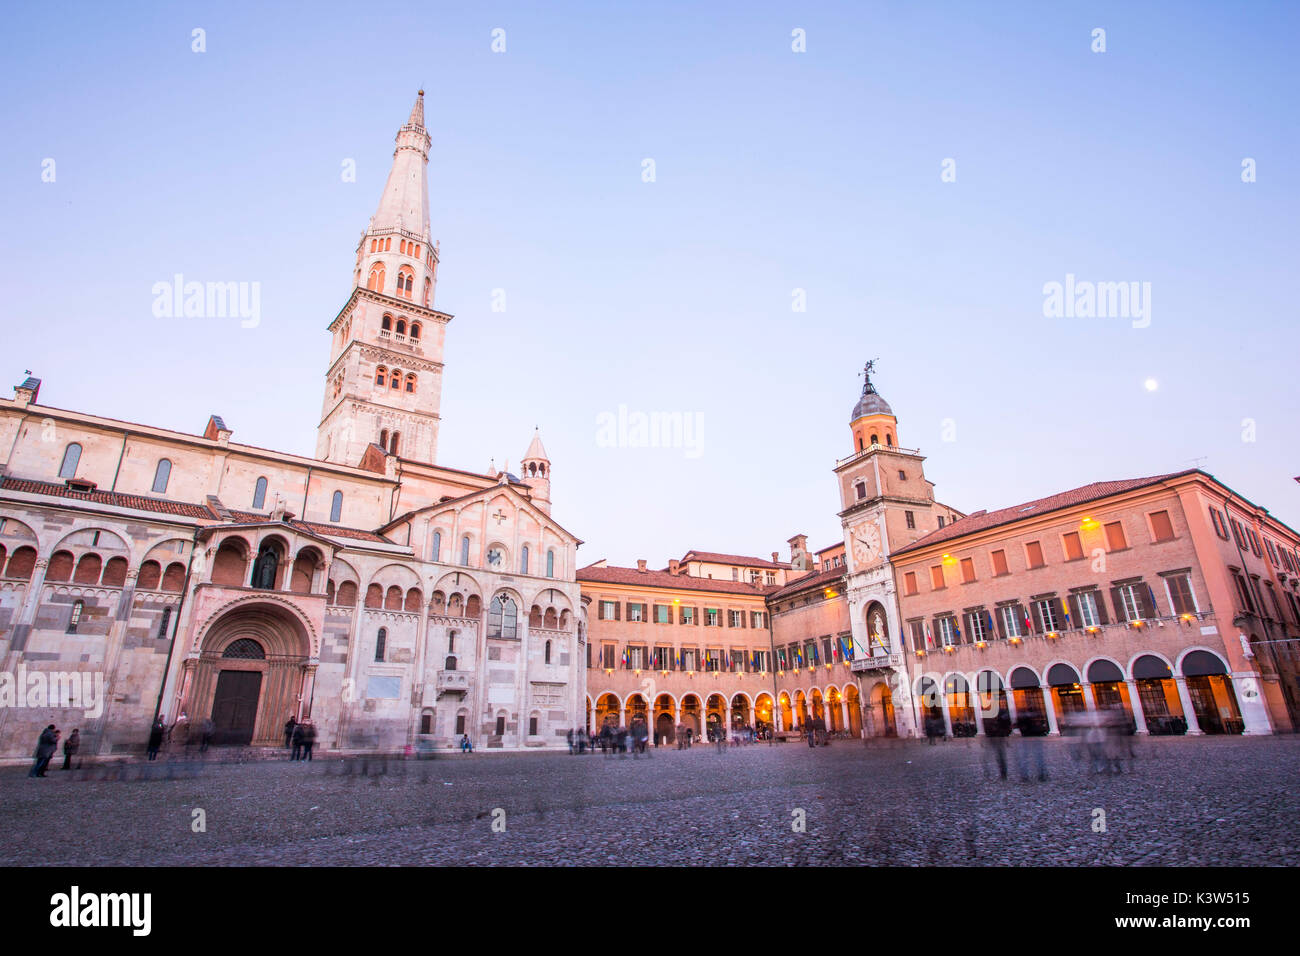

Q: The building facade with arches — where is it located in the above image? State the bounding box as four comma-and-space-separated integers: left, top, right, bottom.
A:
0, 93, 585, 757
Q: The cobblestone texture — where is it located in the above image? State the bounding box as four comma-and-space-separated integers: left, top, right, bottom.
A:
2, 736, 1294, 866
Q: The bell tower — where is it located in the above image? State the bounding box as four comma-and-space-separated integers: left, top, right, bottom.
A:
317, 91, 453, 466
521, 429, 551, 515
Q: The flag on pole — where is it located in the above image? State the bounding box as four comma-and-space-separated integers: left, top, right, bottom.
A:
1061, 598, 1071, 628
1147, 584, 1160, 618
925, 622, 934, 648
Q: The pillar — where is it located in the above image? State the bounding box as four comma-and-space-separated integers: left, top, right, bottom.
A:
1125, 679, 1148, 734
1174, 677, 1203, 735
1081, 681, 1097, 711
1232, 672, 1273, 735
1043, 688, 1060, 735
939, 696, 953, 737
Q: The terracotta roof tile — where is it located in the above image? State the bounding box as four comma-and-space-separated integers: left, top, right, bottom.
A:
578, 564, 776, 596
224, 510, 391, 544
768, 565, 846, 601
679, 550, 790, 569
1, 478, 214, 518
891, 471, 1194, 557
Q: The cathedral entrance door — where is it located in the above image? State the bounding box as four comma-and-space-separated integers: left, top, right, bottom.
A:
212, 670, 262, 745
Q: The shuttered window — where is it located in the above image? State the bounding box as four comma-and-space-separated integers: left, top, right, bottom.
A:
1149, 510, 1175, 542
1025, 541, 1045, 569
904, 571, 918, 595
1165, 574, 1198, 615
930, 566, 945, 589
990, 549, 1008, 576
1062, 531, 1084, 561
1104, 521, 1127, 551
960, 558, 976, 584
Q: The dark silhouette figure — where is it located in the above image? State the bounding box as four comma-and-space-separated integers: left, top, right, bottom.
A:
61, 728, 80, 770
147, 718, 165, 760
30, 725, 58, 777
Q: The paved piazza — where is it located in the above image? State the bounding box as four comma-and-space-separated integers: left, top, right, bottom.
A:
2, 737, 1294, 866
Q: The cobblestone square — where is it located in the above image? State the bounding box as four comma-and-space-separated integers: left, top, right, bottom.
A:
2, 735, 1294, 866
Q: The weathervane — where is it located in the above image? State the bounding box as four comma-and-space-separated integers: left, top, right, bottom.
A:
860, 358, 879, 393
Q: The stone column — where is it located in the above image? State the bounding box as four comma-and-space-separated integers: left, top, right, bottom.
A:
1124, 680, 1148, 733
1081, 681, 1097, 711
1006, 688, 1019, 725
939, 696, 953, 737
1042, 688, 1060, 735
1174, 677, 1203, 735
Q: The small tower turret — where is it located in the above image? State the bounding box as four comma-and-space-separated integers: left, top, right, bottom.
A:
521, 428, 551, 514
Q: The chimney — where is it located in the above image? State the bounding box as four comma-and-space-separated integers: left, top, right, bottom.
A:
636, 559, 647, 572
668, 558, 680, 574
771, 551, 779, 563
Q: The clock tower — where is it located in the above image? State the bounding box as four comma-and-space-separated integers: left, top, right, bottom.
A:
834, 361, 960, 736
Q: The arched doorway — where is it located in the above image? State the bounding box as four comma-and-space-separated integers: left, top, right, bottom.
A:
1182, 650, 1243, 734
825, 686, 842, 731
1047, 663, 1085, 730
625, 693, 648, 727
185, 601, 312, 747
811, 689, 824, 722
754, 694, 775, 736
1132, 654, 1184, 734
680, 694, 701, 735
730, 694, 750, 729
845, 684, 864, 736
595, 693, 621, 730
705, 693, 726, 741
976, 670, 1008, 731
945, 674, 975, 736
1009, 667, 1047, 733
778, 692, 793, 732
654, 694, 676, 744
794, 691, 808, 728
1086, 659, 1132, 727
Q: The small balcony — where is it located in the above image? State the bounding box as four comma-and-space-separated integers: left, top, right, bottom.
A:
851, 653, 902, 673
436, 670, 470, 695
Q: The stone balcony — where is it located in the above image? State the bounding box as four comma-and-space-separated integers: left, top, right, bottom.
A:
435, 670, 470, 695
851, 652, 903, 673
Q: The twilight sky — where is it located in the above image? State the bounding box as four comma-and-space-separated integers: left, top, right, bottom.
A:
2, 0, 1297, 565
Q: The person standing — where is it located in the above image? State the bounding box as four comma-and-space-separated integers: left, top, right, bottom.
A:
290, 721, 305, 760
1015, 710, 1048, 781
30, 725, 59, 777
284, 716, 297, 750
199, 717, 215, 753
301, 722, 316, 761
984, 708, 1011, 780
146, 718, 165, 761
61, 728, 80, 771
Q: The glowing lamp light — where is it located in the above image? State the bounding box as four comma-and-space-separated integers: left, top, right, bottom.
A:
942, 554, 957, 567
1180, 613, 1195, 623
1009, 636, 1022, 645
1130, 619, 1145, 629
1085, 626, 1101, 635
1080, 517, 1099, 531
975, 641, 987, 649
1046, 631, 1059, 639
915, 649, 926, 658
943, 644, 954, 653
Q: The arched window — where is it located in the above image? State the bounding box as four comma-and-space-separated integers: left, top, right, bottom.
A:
67, 600, 84, 634
404, 373, 416, 393
546, 549, 555, 578
382, 315, 392, 332
379, 428, 389, 450
375, 366, 387, 387
396, 267, 414, 299
431, 531, 441, 562
330, 491, 343, 523
59, 443, 82, 479
367, 263, 385, 292
423, 278, 432, 307
410, 321, 421, 340
389, 432, 399, 456
445, 655, 457, 671
396, 319, 407, 335
370, 238, 377, 253
447, 631, 456, 653
223, 638, 265, 659
375, 627, 387, 662
460, 536, 470, 565
152, 458, 171, 493
886, 434, 894, 446
252, 476, 268, 509
488, 595, 518, 639
870, 434, 879, 445
545, 640, 552, 664
520, 546, 529, 575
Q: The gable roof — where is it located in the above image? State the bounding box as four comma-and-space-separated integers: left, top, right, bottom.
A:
376, 480, 582, 544
678, 550, 789, 570
577, 564, 776, 597
768, 565, 846, 601
891, 471, 1194, 557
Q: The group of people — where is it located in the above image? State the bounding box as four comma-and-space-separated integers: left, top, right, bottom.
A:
282, 717, 317, 761
28, 725, 80, 777
575, 720, 653, 756
799, 717, 831, 748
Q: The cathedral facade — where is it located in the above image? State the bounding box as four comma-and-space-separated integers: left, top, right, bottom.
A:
0, 93, 586, 757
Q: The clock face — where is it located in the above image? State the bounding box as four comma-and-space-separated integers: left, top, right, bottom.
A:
851, 521, 882, 567
486, 548, 504, 568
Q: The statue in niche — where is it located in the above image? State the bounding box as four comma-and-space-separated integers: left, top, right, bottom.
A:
251, 545, 279, 590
